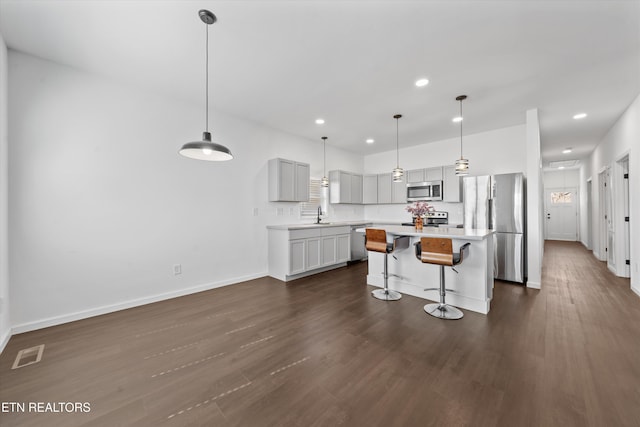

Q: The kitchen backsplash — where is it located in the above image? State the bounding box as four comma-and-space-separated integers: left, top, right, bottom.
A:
364, 202, 464, 225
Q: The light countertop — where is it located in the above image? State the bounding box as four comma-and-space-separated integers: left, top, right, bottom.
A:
355, 225, 494, 241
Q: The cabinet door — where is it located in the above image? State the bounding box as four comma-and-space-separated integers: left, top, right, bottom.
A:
377, 173, 392, 204
295, 162, 310, 202
392, 173, 407, 204
425, 167, 443, 181
277, 159, 295, 201
351, 174, 363, 204
363, 174, 378, 204
336, 234, 351, 263
443, 165, 462, 202
321, 236, 337, 266
340, 172, 352, 203
407, 169, 425, 183
289, 239, 306, 274
306, 237, 322, 271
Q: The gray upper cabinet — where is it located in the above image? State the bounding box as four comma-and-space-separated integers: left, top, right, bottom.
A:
426, 166, 443, 181
329, 170, 362, 204
351, 174, 363, 204
391, 173, 407, 204
268, 158, 310, 202
407, 169, 425, 183
443, 165, 462, 202
407, 167, 442, 183
363, 174, 378, 204
377, 173, 392, 204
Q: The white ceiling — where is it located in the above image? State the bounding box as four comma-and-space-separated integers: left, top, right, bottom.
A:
1, 0, 639, 167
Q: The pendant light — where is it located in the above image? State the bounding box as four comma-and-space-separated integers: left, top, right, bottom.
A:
179, 10, 233, 161
454, 95, 469, 175
392, 114, 404, 182
321, 137, 329, 187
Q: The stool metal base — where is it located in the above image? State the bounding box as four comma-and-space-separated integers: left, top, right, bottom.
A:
372, 289, 402, 301
424, 303, 463, 320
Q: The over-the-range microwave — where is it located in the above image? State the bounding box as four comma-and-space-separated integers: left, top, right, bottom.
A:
406, 180, 443, 201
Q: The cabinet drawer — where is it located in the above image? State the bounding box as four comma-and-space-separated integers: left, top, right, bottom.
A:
321, 226, 350, 236
289, 229, 320, 240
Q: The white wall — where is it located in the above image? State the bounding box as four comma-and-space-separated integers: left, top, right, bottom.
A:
525, 109, 543, 289
584, 92, 639, 294
543, 169, 580, 188
363, 125, 527, 224
0, 34, 10, 352
579, 162, 592, 248
8, 51, 363, 333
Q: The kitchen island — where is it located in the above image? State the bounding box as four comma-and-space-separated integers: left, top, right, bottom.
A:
360, 226, 495, 314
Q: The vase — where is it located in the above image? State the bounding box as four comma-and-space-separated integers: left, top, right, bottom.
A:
415, 216, 423, 231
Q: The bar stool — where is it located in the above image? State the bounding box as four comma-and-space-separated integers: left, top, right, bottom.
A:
365, 228, 409, 301
414, 237, 470, 319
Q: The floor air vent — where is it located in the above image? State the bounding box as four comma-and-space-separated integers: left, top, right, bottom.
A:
12, 344, 45, 369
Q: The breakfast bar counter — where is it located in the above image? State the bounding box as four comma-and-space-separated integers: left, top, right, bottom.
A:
360, 226, 495, 314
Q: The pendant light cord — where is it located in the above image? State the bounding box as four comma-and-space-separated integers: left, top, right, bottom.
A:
396, 117, 400, 167
459, 98, 463, 159
323, 139, 326, 176
205, 22, 209, 133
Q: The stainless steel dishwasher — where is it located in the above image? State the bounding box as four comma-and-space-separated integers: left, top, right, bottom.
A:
350, 223, 370, 262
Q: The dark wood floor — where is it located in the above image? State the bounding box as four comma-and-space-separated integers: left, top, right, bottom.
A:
1, 241, 638, 426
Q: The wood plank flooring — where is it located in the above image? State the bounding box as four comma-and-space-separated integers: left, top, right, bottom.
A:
1, 241, 638, 426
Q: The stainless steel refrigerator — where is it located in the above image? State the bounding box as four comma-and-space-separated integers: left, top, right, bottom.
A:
463, 173, 525, 283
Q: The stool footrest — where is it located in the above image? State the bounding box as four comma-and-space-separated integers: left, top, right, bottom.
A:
372, 289, 402, 301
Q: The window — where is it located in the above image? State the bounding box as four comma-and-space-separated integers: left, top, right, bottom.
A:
550, 191, 573, 204
300, 178, 328, 217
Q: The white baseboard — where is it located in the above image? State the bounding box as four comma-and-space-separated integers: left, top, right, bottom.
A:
632, 284, 640, 298
11, 272, 268, 335
527, 281, 541, 289
0, 327, 10, 354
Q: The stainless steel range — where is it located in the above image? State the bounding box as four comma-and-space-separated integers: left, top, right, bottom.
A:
402, 211, 449, 227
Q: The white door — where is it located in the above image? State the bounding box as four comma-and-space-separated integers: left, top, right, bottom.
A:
605, 169, 616, 272
545, 187, 578, 241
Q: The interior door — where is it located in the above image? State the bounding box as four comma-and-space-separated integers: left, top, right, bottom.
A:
544, 187, 578, 241
605, 169, 615, 271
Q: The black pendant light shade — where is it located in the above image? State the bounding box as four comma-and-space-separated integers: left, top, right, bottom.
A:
455, 95, 469, 176
179, 10, 233, 162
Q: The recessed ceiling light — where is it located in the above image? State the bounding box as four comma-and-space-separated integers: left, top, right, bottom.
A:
366, 139, 375, 144
315, 118, 325, 124
573, 113, 587, 120
558, 166, 566, 170
452, 116, 463, 123
562, 148, 572, 154
415, 78, 429, 87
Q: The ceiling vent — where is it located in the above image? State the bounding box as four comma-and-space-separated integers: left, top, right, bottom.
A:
549, 159, 580, 168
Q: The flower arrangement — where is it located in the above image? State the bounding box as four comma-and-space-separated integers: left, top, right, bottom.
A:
405, 201, 434, 218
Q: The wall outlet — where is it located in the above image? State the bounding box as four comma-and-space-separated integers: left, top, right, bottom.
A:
289, 207, 295, 215
173, 264, 182, 275
253, 208, 259, 216
277, 208, 284, 216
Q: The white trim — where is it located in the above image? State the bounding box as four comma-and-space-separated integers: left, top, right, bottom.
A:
0, 328, 10, 354
632, 285, 640, 298
11, 272, 267, 334
526, 281, 541, 289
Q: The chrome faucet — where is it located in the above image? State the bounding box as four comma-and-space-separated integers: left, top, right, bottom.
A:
316, 206, 323, 224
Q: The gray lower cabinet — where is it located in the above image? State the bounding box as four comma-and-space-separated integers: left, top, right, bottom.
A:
268, 226, 351, 281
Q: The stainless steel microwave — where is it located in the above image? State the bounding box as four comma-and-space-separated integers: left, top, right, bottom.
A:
406, 180, 443, 201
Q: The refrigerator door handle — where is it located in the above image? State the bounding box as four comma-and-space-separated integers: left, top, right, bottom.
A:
488, 199, 494, 230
